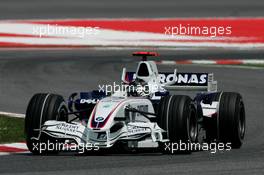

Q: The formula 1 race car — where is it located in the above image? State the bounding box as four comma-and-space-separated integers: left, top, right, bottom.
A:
25, 52, 246, 154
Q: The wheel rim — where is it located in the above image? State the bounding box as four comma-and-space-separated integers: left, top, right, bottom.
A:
189, 108, 198, 142
57, 106, 67, 121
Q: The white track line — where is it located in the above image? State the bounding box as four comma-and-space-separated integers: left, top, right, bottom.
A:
0, 111, 25, 118
157, 59, 264, 65
241, 59, 264, 64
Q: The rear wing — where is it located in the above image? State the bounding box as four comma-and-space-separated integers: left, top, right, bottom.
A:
123, 71, 217, 92
164, 73, 217, 92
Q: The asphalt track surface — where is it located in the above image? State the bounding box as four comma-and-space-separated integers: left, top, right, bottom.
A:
0, 0, 264, 19
0, 50, 264, 175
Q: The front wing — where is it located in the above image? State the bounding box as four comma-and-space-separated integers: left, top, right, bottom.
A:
41, 120, 166, 148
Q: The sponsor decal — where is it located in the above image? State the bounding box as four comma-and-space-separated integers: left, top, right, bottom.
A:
126, 72, 208, 86
159, 73, 207, 85
56, 123, 79, 133
80, 99, 98, 104
127, 125, 148, 134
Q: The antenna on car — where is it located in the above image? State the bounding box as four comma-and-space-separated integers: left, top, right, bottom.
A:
132, 52, 159, 61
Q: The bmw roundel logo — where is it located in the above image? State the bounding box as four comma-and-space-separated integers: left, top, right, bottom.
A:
95, 116, 104, 122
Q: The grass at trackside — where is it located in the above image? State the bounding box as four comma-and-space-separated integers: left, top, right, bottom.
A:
0, 115, 25, 144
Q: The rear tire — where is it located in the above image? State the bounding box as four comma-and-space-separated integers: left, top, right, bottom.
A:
25, 93, 68, 155
218, 92, 245, 148
157, 95, 198, 153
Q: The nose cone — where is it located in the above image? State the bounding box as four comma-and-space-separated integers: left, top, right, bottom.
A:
89, 97, 124, 129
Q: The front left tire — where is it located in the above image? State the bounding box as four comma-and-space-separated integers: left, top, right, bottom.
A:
25, 93, 68, 154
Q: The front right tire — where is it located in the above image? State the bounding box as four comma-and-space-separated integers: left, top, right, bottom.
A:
157, 95, 198, 153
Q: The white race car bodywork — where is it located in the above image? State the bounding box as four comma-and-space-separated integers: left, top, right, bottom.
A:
201, 101, 219, 118
42, 96, 165, 148
25, 52, 246, 154
39, 55, 219, 150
